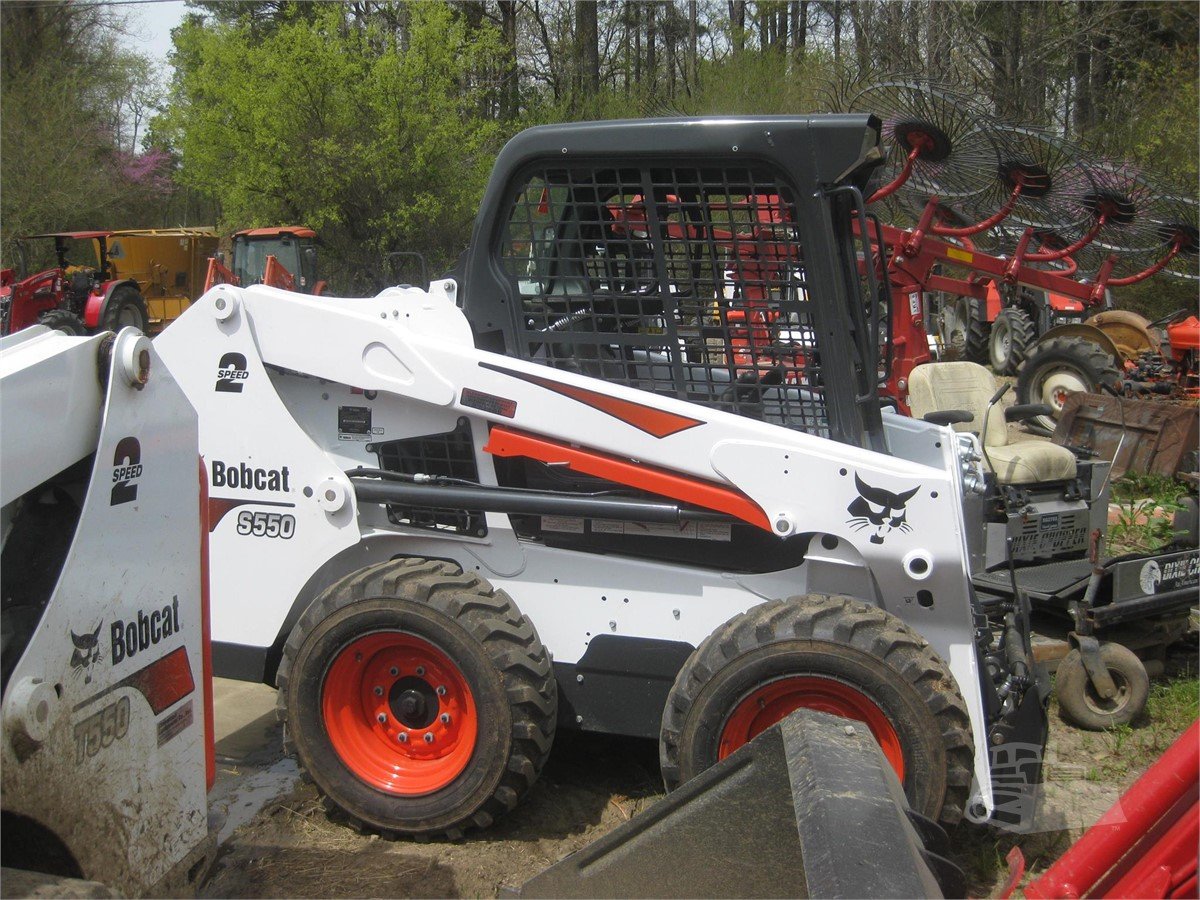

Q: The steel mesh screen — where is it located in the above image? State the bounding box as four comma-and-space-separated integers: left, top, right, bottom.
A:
374, 420, 485, 535
500, 164, 830, 437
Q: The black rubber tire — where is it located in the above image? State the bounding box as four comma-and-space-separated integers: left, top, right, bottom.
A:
936, 294, 990, 363
989, 307, 1036, 375
1171, 494, 1199, 547
1055, 643, 1149, 730
37, 309, 87, 336
1016, 336, 1122, 436
99, 285, 149, 334
277, 557, 556, 838
960, 296, 990, 364
659, 594, 974, 824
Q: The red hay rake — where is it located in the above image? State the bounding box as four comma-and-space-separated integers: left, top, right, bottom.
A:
824, 75, 1200, 418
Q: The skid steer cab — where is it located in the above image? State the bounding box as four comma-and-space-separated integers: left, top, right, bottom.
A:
0, 325, 214, 894
155, 115, 1048, 843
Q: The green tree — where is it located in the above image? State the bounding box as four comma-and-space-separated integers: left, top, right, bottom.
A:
157, 2, 504, 291
1, 1, 171, 264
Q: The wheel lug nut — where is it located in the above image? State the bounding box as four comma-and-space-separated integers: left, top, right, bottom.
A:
377, 713, 387, 724
416, 666, 425, 677
440, 713, 451, 724
423, 732, 434, 743
373, 686, 384, 696
436, 685, 446, 696
398, 732, 408, 743
389, 667, 399, 677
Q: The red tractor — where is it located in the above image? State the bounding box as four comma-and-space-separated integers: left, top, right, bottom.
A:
203, 226, 326, 295
0, 232, 147, 337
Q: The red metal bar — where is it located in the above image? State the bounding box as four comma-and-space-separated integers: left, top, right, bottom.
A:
198, 458, 215, 792
1024, 214, 1106, 262
931, 183, 1023, 238
1099, 795, 1198, 898
1024, 719, 1200, 899
1107, 241, 1183, 287
865, 220, 1098, 303
867, 144, 923, 204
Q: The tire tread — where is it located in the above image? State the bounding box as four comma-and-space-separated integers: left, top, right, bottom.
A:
659, 593, 973, 824
276, 557, 555, 839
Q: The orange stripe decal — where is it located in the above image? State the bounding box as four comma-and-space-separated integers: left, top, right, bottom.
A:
484, 426, 772, 532
479, 363, 704, 438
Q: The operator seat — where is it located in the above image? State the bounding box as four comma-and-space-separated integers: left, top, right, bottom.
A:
908, 362, 1077, 485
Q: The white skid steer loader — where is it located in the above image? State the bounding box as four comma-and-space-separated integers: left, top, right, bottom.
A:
154, 116, 1048, 841
1, 325, 214, 895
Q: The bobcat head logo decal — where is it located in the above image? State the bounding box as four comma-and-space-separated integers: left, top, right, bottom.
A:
70, 623, 103, 684
846, 474, 919, 545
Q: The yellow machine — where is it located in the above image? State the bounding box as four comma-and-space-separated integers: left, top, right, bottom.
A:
105, 228, 219, 330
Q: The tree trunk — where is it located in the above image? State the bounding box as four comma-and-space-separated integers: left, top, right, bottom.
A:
925, 0, 948, 80
729, 0, 745, 55
665, 2, 676, 98
577, 0, 599, 99
499, 0, 518, 120
687, 0, 698, 92
833, 0, 842, 65
1072, 1, 1097, 122
791, 1, 807, 63
646, 1, 657, 96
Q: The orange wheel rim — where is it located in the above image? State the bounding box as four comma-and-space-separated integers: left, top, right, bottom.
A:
718, 676, 905, 781
322, 632, 477, 795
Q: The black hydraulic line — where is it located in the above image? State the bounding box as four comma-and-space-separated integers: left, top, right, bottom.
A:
349, 477, 733, 524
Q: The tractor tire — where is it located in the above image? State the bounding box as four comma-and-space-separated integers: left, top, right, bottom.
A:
659, 594, 974, 824
37, 309, 87, 336
99, 285, 150, 334
277, 557, 556, 838
1055, 643, 1149, 730
938, 295, 989, 364
1016, 336, 1122, 436
989, 307, 1036, 375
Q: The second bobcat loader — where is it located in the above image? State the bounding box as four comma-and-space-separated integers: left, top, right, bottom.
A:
154, 116, 1048, 846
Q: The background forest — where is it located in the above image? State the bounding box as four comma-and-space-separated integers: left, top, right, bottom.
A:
1, 0, 1196, 303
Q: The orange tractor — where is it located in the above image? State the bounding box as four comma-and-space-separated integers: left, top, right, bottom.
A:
203, 226, 326, 295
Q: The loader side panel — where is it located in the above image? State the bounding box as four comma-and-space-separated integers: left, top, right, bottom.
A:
1, 332, 209, 894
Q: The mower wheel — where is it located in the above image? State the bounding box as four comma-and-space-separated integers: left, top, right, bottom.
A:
277, 558, 556, 838
100, 285, 150, 334
37, 309, 87, 336
1015, 336, 1121, 436
989, 307, 1036, 375
660, 594, 974, 824
1055, 643, 1149, 730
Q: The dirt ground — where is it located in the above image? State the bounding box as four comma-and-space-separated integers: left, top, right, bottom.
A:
200, 638, 1198, 900
201, 728, 665, 899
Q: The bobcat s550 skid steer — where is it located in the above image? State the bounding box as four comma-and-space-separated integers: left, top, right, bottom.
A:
155, 116, 1048, 840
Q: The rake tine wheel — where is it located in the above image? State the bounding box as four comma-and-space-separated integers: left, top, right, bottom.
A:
843, 76, 1001, 204
1143, 194, 1198, 282
985, 126, 1098, 241
1079, 160, 1165, 254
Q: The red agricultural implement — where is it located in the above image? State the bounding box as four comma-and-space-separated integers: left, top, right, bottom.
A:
1004, 718, 1199, 899
843, 79, 1195, 426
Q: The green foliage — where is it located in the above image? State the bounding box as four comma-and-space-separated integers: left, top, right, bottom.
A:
157, 2, 504, 291
0, 1, 170, 264
1109, 474, 1190, 555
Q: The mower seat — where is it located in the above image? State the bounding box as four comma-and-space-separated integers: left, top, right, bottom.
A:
908, 362, 1077, 485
